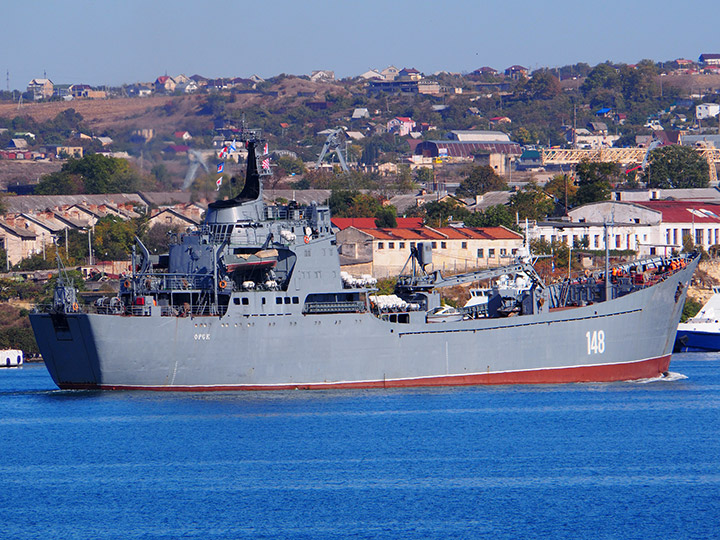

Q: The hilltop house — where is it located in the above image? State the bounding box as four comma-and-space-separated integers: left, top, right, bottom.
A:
27, 78, 54, 100
154, 76, 176, 93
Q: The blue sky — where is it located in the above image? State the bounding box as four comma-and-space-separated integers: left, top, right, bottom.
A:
3, 0, 719, 90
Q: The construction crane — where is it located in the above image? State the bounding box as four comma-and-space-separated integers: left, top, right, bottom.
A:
625, 139, 662, 175
183, 149, 213, 189
316, 128, 349, 172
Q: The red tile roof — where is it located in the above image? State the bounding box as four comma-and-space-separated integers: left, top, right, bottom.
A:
332, 217, 423, 230
638, 201, 720, 224
350, 225, 522, 241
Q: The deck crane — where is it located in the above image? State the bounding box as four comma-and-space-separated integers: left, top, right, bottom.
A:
316, 128, 349, 172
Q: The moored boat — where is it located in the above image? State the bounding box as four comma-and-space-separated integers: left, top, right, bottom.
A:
0, 349, 23, 368
674, 286, 720, 352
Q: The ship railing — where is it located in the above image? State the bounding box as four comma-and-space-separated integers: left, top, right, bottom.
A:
135, 273, 217, 291
462, 303, 489, 318
302, 301, 366, 315
158, 303, 228, 317
265, 206, 307, 221
83, 302, 228, 317
686, 316, 714, 324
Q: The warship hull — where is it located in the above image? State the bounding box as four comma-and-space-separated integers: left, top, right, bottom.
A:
31, 260, 694, 390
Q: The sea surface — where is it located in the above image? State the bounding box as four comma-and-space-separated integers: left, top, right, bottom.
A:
2, 356, 720, 540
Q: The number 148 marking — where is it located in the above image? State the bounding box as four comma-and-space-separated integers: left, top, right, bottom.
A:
586, 330, 605, 354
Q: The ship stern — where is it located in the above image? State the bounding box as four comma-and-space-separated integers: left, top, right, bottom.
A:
30, 312, 100, 389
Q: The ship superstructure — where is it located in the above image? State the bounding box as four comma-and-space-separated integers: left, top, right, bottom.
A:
31, 130, 699, 390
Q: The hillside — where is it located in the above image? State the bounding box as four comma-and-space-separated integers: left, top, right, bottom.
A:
0, 95, 199, 131
0, 78, 349, 132
0, 160, 63, 188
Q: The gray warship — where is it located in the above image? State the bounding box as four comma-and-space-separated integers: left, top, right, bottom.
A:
31, 130, 699, 390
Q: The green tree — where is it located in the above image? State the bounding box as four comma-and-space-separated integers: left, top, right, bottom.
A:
346, 193, 384, 218
151, 164, 172, 188
543, 174, 577, 210
643, 145, 710, 188
394, 164, 414, 191
35, 154, 149, 194
580, 62, 621, 97
275, 155, 306, 176
93, 216, 139, 260
522, 70, 561, 100
456, 165, 507, 197
421, 200, 470, 227
415, 167, 433, 185
328, 190, 359, 217
374, 206, 398, 228
509, 181, 555, 220
574, 161, 622, 205
465, 204, 516, 229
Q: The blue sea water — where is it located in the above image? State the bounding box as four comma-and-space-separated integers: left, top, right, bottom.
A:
1, 356, 720, 540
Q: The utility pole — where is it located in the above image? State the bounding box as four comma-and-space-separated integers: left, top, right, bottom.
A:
573, 102, 578, 150
604, 222, 610, 301
88, 228, 93, 266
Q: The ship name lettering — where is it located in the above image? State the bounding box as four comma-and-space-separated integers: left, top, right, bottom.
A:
585, 330, 605, 355
194, 333, 211, 341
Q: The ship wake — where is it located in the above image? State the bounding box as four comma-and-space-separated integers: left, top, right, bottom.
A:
632, 371, 688, 384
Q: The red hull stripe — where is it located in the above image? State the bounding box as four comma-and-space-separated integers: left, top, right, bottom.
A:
58, 355, 672, 391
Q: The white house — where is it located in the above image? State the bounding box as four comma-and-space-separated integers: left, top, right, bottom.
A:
387, 117, 415, 137
696, 103, 720, 120
336, 222, 524, 277
525, 200, 720, 257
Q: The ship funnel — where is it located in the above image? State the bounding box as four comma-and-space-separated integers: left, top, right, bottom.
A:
235, 140, 261, 202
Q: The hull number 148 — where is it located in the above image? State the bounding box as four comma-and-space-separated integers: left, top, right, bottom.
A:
586, 330, 605, 355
